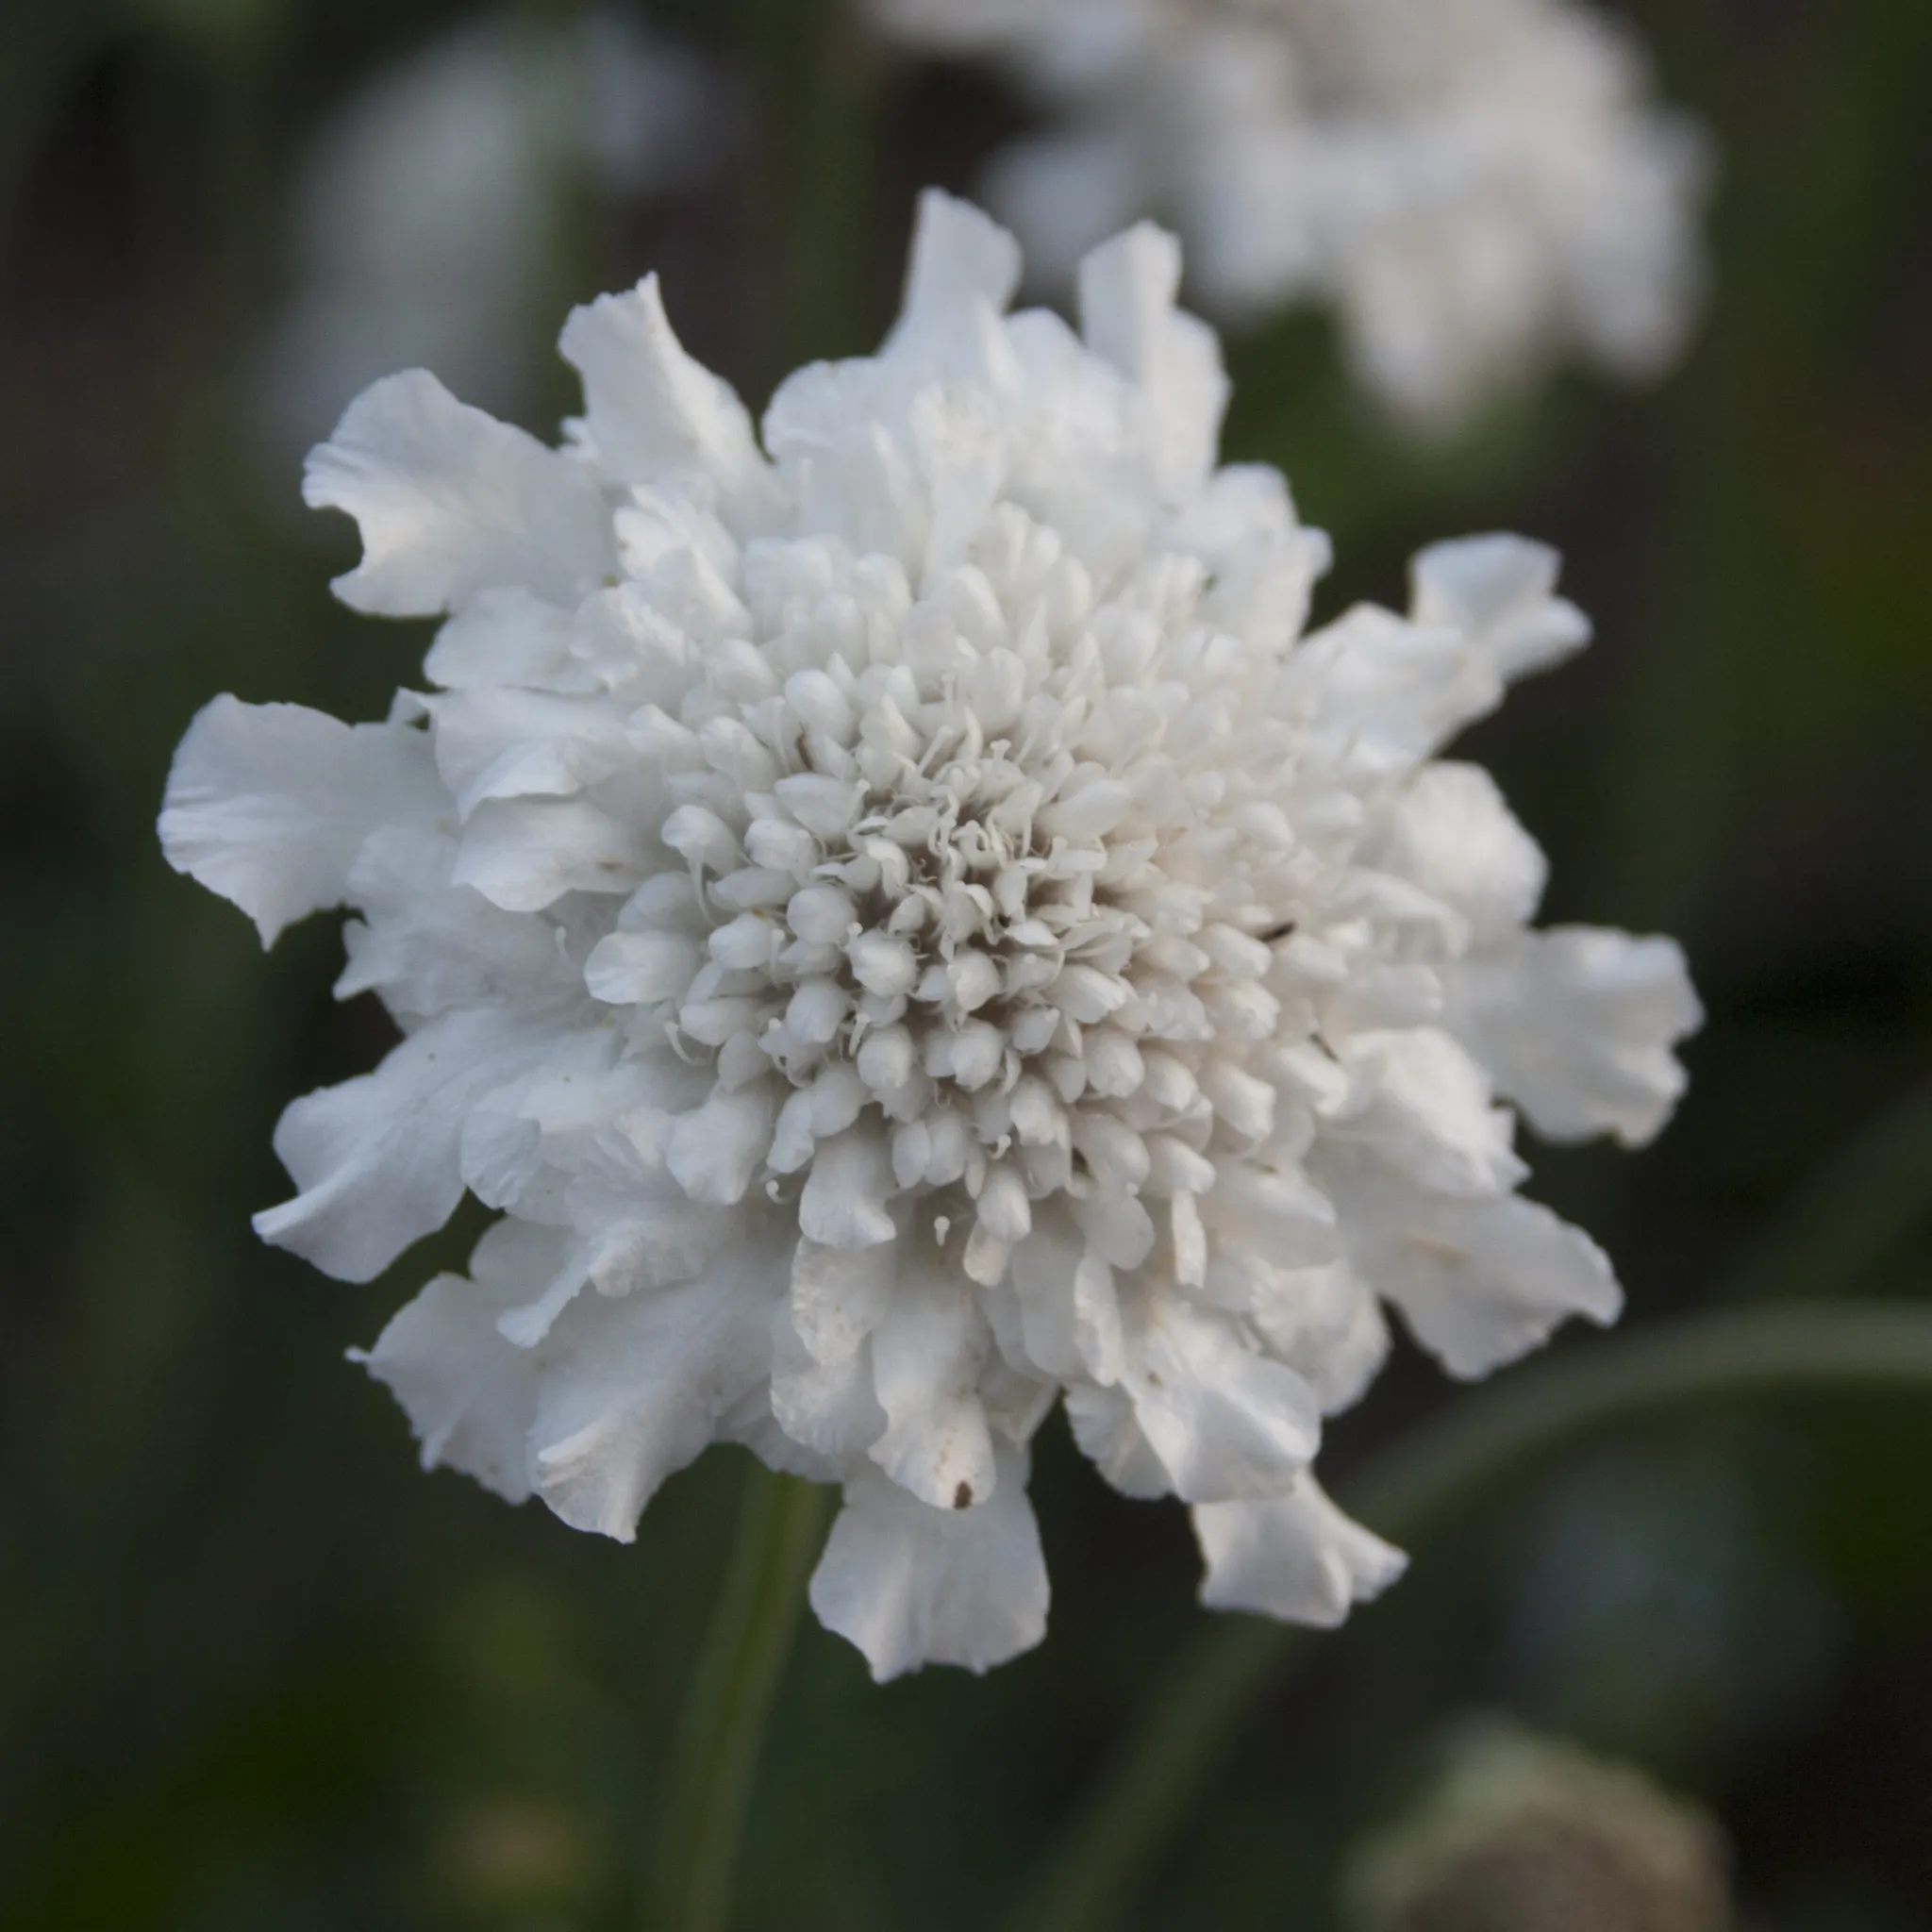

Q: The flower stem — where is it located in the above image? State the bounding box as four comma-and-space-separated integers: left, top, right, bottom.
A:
1004, 1301, 1932, 1932
1713, 1080, 1932, 1306
743, 0, 878, 387
649, 1461, 830, 1932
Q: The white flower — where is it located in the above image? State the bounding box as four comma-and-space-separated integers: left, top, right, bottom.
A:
161, 192, 1698, 1679
256, 10, 727, 456
870, 0, 1708, 429
1346, 1724, 1733, 1931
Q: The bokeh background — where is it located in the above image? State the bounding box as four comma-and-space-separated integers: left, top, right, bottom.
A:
3, 1, 1929, 1926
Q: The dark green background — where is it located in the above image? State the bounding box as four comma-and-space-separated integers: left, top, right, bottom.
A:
2, 1, 1928, 1925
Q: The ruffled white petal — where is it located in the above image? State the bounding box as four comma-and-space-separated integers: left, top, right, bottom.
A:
1193, 1478, 1407, 1626
1330, 1028, 1525, 1197
770, 1320, 888, 1467
808, 1445, 1048, 1681
452, 797, 646, 910
1287, 602, 1494, 774
304, 369, 616, 614
528, 1229, 787, 1540
1161, 463, 1330, 651
867, 1255, 998, 1510
354, 1217, 560, 1500
335, 823, 572, 1021
789, 1239, 897, 1366
1444, 927, 1702, 1149
1249, 1258, 1391, 1418
428, 687, 634, 817
1409, 535, 1591, 685
1346, 1179, 1623, 1379
423, 587, 602, 692
886, 189, 1024, 374
558, 276, 777, 527
1368, 761, 1547, 945
1126, 1292, 1321, 1504
1076, 219, 1227, 499
1064, 1379, 1171, 1499
254, 1008, 571, 1282
160, 697, 444, 944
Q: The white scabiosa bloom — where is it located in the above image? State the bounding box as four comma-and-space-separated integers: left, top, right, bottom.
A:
162, 192, 1698, 1679
870, 0, 1708, 430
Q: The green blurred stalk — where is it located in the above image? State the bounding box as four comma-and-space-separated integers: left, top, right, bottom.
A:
742, 0, 879, 386
1715, 1080, 1932, 1306
1597, 1, 1932, 937
648, 1465, 830, 1932
1004, 1300, 1932, 1932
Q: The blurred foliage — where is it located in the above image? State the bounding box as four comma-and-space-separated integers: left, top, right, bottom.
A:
1, 0, 1928, 1928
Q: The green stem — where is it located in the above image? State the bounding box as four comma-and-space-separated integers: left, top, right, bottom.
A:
650, 1463, 830, 1932
1714, 1080, 1932, 1307
1004, 1301, 1932, 1932
744, 0, 879, 388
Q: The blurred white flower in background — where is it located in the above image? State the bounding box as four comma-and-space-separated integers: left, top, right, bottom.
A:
256, 9, 728, 456
870, 0, 1709, 430
1346, 1723, 1734, 1932
163, 192, 1697, 1681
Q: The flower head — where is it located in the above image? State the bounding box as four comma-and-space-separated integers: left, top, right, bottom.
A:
871, 0, 1709, 429
161, 192, 1698, 1678
1346, 1725, 1733, 1932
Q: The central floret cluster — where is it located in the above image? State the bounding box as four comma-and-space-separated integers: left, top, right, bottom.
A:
610, 492, 1343, 1308
161, 192, 1699, 1678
